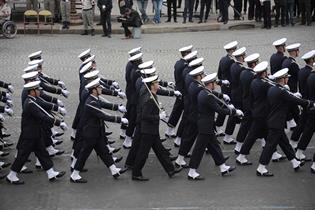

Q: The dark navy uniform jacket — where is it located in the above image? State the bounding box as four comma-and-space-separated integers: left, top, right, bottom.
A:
267, 84, 309, 130
230, 61, 245, 108
270, 52, 287, 74
240, 68, 255, 112
298, 65, 313, 99
282, 57, 299, 92
174, 58, 187, 92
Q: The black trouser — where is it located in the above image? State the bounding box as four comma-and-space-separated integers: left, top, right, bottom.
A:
178, 121, 198, 156
240, 117, 268, 155
43, 125, 53, 147
178, 0, 182, 7
72, 105, 81, 130
219, 0, 230, 21
183, 0, 195, 21
132, 134, 174, 177
167, 0, 177, 20
297, 114, 315, 151
11, 137, 53, 172
275, 0, 287, 25
189, 133, 225, 169
248, 0, 255, 19
176, 108, 188, 138
254, 0, 261, 20
168, 97, 184, 128
122, 22, 135, 36
262, 1, 271, 28
299, 0, 311, 24
243, 0, 247, 12
74, 137, 114, 171
215, 86, 230, 127
200, 0, 212, 20
291, 108, 308, 142
233, 0, 242, 18
235, 109, 252, 143
126, 104, 137, 137
259, 128, 295, 165
195, 0, 199, 11
125, 124, 142, 167
100, 10, 111, 35
225, 115, 239, 135
287, 104, 300, 126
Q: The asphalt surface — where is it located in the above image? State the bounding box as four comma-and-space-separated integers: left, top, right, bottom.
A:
0, 25, 315, 210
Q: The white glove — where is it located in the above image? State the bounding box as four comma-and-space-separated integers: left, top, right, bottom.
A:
121, 118, 129, 125
293, 92, 302, 98
61, 89, 70, 98
174, 90, 182, 97
58, 107, 67, 116
223, 94, 230, 103
167, 82, 175, 89
8, 85, 14, 93
227, 104, 235, 110
268, 75, 275, 80
159, 111, 167, 120
118, 91, 126, 99
60, 122, 68, 131
57, 99, 64, 107
6, 99, 13, 108
58, 81, 66, 89
236, 109, 244, 118
222, 80, 230, 86
283, 85, 290, 91
5, 92, 12, 99
118, 104, 127, 113
4, 107, 13, 116
0, 114, 4, 122
112, 81, 119, 89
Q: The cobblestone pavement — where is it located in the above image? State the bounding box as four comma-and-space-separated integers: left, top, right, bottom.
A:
0, 25, 315, 210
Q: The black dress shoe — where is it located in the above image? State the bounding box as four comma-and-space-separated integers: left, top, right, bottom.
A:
0, 151, 9, 157
123, 145, 131, 149
272, 156, 286, 162
174, 143, 180, 147
236, 159, 252, 166
108, 140, 115, 145
120, 135, 125, 140
113, 168, 128, 179
54, 140, 63, 146
71, 168, 88, 172
175, 162, 189, 168
294, 161, 305, 172
35, 165, 42, 169
6, 178, 24, 185
70, 177, 87, 183
168, 166, 183, 178
256, 170, 274, 177
49, 171, 66, 181
198, 20, 202, 24
234, 150, 240, 155
53, 132, 64, 138
102, 34, 107, 37
188, 175, 205, 180
311, 168, 315, 173
160, 138, 167, 143
3, 142, 14, 147
1, 162, 11, 168
56, 150, 65, 156
299, 157, 312, 162
221, 166, 236, 176
185, 153, 191, 158
112, 147, 121, 153
223, 141, 236, 145
174, 20, 177, 23
1, 133, 11, 138
132, 175, 149, 181
166, 19, 171, 22
189, 20, 193, 23
169, 155, 177, 161
70, 136, 75, 141
20, 168, 33, 174
105, 131, 112, 136
114, 156, 123, 163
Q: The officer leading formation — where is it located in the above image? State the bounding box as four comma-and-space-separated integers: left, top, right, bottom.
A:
0, 41, 315, 184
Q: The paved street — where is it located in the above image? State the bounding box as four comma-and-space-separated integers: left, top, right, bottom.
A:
0, 26, 315, 210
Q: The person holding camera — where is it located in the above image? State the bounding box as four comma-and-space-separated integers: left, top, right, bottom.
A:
97, 0, 113, 38
118, 7, 142, 39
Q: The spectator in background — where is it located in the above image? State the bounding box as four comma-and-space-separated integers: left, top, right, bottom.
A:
299, 0, 311, 26
243, 0, 247, 14
286, 0, 295, 25
27, 0, 39, 11
199, 0, 211, 23
166, 0, 177, 22
98, 0, 113, 38
60, 0, 70, 29
255, 0, 262, 22
234, 0, 242, 20
55, 0, 61, 22
0, 0, 11, 25
137, 0, 149, 23
81, 0, 95, 35
118, 7, 142, 39
261, 0, 271, 29
183, 0, 195, 23
152, 0, 163, 24
274, 0, 287, 27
